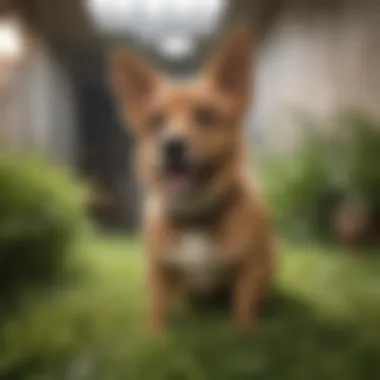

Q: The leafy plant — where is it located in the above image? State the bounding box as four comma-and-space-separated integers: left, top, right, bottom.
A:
262, 112, 380, 243
0, 154, 86, 303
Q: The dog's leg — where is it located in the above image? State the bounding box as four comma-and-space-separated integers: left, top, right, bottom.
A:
148, 263, 171, 332
232, 240, 275, 330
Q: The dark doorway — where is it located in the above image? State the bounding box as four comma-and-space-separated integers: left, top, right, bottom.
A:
78, 79, 140, 231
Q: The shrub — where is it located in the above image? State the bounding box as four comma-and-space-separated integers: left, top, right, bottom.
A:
263, 112, 380, 243
340, 114, 380, 213
263, 147, 341, 241
0, 154, 86, 301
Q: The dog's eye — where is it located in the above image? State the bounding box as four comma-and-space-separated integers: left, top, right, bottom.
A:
194, 106, 219, 127
146, 111, 165, 133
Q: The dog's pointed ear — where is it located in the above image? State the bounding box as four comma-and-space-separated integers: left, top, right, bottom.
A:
202, 25, 254, 101
108, 49, 161, 114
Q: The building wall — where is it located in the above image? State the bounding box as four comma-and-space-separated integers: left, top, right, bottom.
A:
10, 42, 78, 165
0, 17, 78, 166
250, 2, 380, 153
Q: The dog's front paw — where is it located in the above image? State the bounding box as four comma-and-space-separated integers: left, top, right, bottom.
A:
147, 318, 165, 334
232, 313, 258, 333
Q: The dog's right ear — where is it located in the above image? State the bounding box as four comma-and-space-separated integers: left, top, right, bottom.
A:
202, 25, 253, 106
108, 49, 161, 120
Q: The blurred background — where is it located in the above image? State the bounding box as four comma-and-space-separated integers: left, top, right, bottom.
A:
0, 0, 379, 379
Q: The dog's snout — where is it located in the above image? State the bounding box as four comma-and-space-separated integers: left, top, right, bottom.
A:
164, 138, 187, 162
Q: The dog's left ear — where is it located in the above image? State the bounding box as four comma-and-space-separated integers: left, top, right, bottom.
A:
108, 49, 161, 118
203, 25, 254, 102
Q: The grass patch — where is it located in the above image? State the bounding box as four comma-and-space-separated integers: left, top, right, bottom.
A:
1, 237, 380, 380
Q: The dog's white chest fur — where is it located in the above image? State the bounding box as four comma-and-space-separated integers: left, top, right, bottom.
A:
168, 232, 224, 291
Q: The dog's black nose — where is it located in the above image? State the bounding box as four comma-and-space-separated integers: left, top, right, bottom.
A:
163, 138, 186, 163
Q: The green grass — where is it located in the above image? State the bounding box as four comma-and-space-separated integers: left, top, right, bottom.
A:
1, 236, 380, 380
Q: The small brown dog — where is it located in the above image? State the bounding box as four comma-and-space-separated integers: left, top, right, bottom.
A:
109, 26, 275, 332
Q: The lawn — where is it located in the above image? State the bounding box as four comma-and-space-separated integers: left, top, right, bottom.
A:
1, 236, 380, 380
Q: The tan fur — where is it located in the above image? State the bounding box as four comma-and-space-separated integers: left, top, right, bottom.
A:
109, 26, 276, 332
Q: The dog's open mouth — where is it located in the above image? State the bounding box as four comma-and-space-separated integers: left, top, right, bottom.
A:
163, 161, 219, 197
164, 163, 196, 196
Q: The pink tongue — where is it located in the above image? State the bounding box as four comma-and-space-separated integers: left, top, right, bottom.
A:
167, 174, 192, 195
